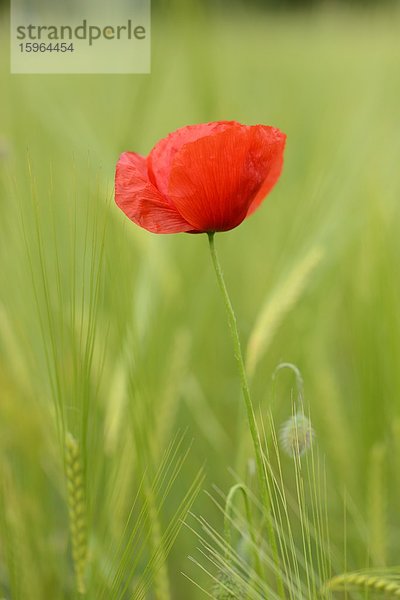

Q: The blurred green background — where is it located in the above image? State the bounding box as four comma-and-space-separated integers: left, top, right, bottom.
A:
1, 1, 400, 598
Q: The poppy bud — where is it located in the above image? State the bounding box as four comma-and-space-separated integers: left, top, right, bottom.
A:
280, 412, 315, 457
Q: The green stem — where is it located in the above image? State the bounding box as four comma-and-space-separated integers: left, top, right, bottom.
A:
224, 483, 263, 580
207, 232, 285, 596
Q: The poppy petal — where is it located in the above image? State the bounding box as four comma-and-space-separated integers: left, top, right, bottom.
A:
167, 125, 283, 232
115, 152, 192, 234
246, 127, 286, 217
147, 121, 238, 198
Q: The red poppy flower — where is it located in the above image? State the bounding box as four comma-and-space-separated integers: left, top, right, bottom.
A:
115, 120, 286, 234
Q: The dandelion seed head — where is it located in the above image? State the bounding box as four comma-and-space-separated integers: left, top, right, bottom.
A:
280, 412, 315, 457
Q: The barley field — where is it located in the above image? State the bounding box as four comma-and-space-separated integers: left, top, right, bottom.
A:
1, 3, 400, 599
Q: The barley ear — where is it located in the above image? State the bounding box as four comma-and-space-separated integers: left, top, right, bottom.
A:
65, 433, 87, 595
324, 572, 400, 596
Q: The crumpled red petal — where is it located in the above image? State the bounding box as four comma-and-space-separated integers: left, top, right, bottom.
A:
166, 125, 285, 232
246, 127, 286, 216
115, 152, 192, 234
147, 121, 238, 198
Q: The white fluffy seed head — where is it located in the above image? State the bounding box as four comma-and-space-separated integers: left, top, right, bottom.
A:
280, 412, 315, 457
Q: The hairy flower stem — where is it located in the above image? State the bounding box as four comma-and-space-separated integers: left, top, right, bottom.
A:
207, 233, 284, 596
224, 483, 263, 580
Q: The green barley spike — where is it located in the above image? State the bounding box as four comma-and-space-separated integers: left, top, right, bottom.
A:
325, 572, 400, 596
213, 571, 242, 599
65, 432, 87, 595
